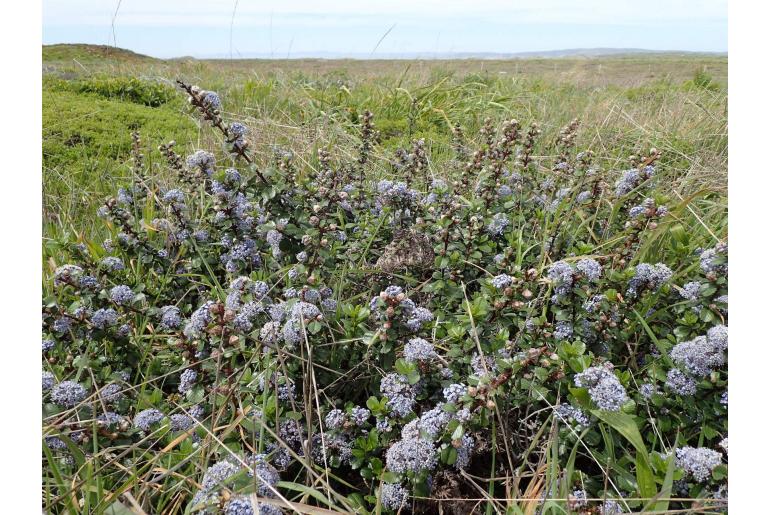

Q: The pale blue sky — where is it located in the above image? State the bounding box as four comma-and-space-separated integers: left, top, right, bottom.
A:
42, 0, 727, 58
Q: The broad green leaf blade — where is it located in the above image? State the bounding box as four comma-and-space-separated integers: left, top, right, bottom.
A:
591, 409, 656, 499
635, 451, 657, 500
645, 448, 677, 512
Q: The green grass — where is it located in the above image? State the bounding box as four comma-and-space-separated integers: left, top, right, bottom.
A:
42, 87, 196, 237
43, 43, 157, 64
42, 43, 727, 264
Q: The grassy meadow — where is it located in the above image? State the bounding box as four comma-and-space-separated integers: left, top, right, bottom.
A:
43, 44, 726, 254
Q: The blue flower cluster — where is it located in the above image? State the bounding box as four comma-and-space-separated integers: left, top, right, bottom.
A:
574, 365, 628, 412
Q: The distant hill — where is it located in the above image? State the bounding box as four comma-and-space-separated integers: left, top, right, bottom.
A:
42, 44, 158, 63
483, 48, 726, 59
199, 47, 726, 60
43, 43, 726, 62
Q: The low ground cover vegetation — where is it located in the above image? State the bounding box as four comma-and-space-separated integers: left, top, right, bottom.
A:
42, 48, 728, 514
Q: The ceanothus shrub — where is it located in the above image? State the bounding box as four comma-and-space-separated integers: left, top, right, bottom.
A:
41, 82, 728, 513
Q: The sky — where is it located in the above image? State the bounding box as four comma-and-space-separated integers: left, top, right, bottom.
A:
42, 0, 728, 58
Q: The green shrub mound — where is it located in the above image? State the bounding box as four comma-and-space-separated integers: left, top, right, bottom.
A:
45, 76, 178, 107
42, 82, 727, 514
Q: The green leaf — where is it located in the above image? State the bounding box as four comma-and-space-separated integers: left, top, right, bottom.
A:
394, 359, 413, 377
569, 387, 591, 407
445, 447, 458, 465
648, 447, 676, 512
632, 309, 674, 367
406, 369, 421, 385
381, 471, 400, 484
591, 410, 646, 457
636, 451, 657, 501
712, 464, 728, 481
591, 409, 656, 499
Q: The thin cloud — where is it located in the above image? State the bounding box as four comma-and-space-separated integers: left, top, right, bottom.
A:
42, 0, 727, 56
43, 0, 727, 27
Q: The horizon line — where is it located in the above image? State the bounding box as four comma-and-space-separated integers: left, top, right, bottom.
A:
43, 43, 728, 61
